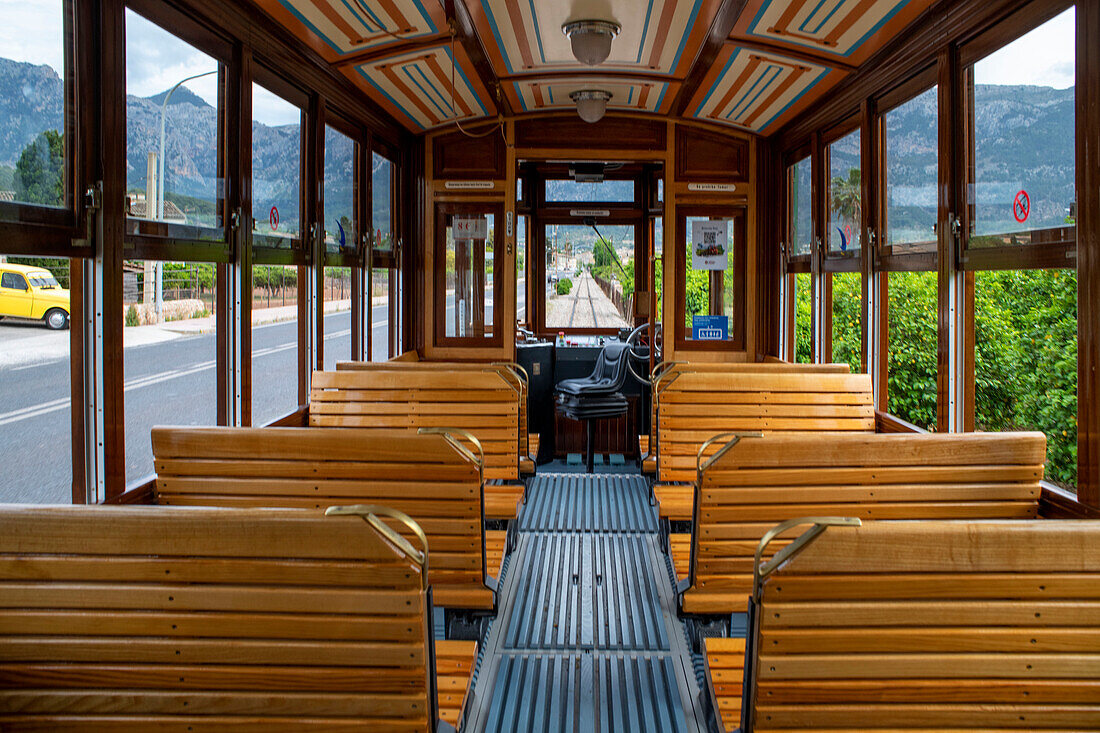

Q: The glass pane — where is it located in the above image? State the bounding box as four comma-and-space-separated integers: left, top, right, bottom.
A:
125, 260, 217, 482
0, 0, 67, 210
251, 83, 301, 248
516, 215, 527, 325
125, 10, 223, 236
974, 269, 1076, 491
828, 130, 861, 253
545, 179, 634, 203
323, 126, 355, 253
794, 272, 811, 363
372, 152, 394, 252
884, 86, 938, 252
682, 217, 736, 342
370, 268, 391, 361
653, 217, 663, 323
444, 213, 495, 338
970, 8, 1075, 248
544, 223, 633, 331
886, 270, 937, 430
790, 157, 812, 256
322, 267, 351, 369
251, 264, 299, 426
830, 272, 861, 371
0, 256, 71, 501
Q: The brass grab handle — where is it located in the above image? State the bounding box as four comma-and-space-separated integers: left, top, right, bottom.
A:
753, 517, 862, 599
325, 504, 430, 585
418, 427, 485, 476
696, 431, 764, 475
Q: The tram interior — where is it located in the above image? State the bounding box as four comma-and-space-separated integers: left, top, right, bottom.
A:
0, 0, 1098, 730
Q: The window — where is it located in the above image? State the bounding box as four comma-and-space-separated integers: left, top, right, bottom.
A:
789, 157, 812, 257
886, 271, 937, 430
372, 152, 394, 252
124, 260, 217, 482
251, 82, 302, 249
794, 272, 811, 362
968, 8, 1075, 251
516, 215, 527, 325
125, 9, 224, 238
0, 257, 72, 502
830, 272, 862, 371
435, 204, 502, 345
883, 86, 938, 253
322, 267, 351, 369
370, 268, 391, 361
544, 223, 634, 331
251, 264, 299, 426
675, 209, 746, 350
545, 178, 634, 204
0, 0, 69, 212
828, 130, 861, 254
323, 125, 356, 254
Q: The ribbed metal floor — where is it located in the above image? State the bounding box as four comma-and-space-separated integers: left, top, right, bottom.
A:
465, 473, 706, 733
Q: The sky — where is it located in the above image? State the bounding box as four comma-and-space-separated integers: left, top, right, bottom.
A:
0, 0, 1079, 120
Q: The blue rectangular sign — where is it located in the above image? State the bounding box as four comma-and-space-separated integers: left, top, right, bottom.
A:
692, 315, 728, 341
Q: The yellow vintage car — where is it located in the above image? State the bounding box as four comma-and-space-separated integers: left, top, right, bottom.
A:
0, 263, 71, 330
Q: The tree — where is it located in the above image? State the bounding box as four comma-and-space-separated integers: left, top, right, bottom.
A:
15, 130, 64, 207
830, 168, 861, 249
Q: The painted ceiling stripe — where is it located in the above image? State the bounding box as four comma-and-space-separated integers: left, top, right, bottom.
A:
267, 0, 438, 56
745, 0, 916, 57
636, 0, 656, 65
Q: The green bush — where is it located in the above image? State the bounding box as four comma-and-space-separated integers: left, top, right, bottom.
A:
125, 305, 139, 327
556, 278, 573, 296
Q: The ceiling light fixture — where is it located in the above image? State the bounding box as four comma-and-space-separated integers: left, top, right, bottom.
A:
562, 20, 621, 66
570, 90, 612, 124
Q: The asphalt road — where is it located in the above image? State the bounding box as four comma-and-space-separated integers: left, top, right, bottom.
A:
0, 308, 390, 504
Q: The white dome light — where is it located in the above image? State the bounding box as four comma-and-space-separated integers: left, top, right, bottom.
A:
562, 20, 621, 66
570, 90, 612, 124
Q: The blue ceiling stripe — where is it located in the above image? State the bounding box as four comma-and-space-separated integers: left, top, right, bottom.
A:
756, 66, 829, 130
526, 0, 547, 63
409, 63, 451, 116
669, 0, 704, 71
513, 82, 528, 112
636, 0, 656, 64
337, 0, 374, 31
628, 86, 635, 105
443, 45, 490, 116
693, 47, 741, 117
727, 65, 781, 120
748, 0, 913, 59
548, 86, 554, 105
407, 0, 440, 33
402, 65, 449, 118
848, 0, 912, 56
798, 0, 839, 35
275, 0, 344, 54
356, 66, 427, 130
654, 82, 669, 111
479, 1, 517, 74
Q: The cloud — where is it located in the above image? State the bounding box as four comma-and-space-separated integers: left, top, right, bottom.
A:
0, 0, 65, 71
974, 7, 1076, 90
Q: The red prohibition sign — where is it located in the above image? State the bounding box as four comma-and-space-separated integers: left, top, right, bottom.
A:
269, 206, 280, 231
1013, 190, 1030, 224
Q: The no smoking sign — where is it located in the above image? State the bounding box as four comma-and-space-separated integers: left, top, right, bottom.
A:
1013, 190, 1030, 224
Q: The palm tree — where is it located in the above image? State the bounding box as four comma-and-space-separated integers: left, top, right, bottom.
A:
831, 167, 861, 232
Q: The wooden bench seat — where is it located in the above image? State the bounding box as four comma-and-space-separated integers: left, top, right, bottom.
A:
336, 360, 536, 478
152, 426, 499, 611
678, 432, 1046, 614
654, 370, 874, 521
704, 637, 746, 733
733, 518, 1100, 732
484, 483, 524, 521
436, 640, 478, 729
0, 504, 471, 732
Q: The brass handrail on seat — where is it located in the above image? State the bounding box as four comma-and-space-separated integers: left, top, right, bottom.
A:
695, 431, 765, 476
418, 427, 485, 479
325, 504, 430, 586
752, 516, 863, 600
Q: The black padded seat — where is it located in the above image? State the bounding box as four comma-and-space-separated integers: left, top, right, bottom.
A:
555, 341, 631, 470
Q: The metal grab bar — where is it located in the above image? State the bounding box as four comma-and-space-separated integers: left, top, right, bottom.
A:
752, 517, 862, 600
418, 427, 485, 476
325, 504, 430, 586
695, 431, 764, 476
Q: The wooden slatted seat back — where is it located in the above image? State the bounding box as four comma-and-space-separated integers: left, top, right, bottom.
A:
655, 371, 874, 484
0, 504, 446, 732
645, 362, 852, 456
310, 368, 520, 480
336, 360, 532, 463
742, 518, 1100, 732
151, 426, 494, 610
683, 432, 1047, 613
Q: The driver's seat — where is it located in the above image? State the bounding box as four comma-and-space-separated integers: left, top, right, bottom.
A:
555, 341, 631, 471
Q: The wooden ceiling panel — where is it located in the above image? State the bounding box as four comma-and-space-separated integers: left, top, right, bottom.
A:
509, 76, 677, 115
464, 0, 725, 78
730, 0, 934, 63
251, 0, 447, 62
347, 43, 497, 130
688, 44, 843, 133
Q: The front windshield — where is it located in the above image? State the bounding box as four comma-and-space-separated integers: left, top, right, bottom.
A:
28, 273, 61, 289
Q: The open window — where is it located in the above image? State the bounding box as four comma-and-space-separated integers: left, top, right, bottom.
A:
434, 202, 503, 347
674, 207, 746, 351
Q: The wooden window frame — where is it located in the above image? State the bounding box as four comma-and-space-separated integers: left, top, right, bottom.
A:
673, 205, 748, 353
433, 200, 505, 348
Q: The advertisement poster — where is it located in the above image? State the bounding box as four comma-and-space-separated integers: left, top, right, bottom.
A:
691, 220, 729, 270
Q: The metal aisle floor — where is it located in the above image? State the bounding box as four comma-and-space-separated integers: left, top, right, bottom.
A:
464, 474, 707, 733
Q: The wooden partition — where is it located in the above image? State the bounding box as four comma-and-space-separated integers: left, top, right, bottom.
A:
0, 504, 475, 731
739, 519, 1100, 731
